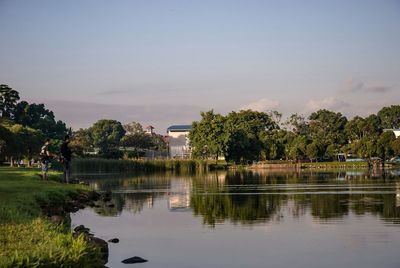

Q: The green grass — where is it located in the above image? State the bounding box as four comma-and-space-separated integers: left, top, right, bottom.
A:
0, 167, 103, 267
300, 161, 369, 169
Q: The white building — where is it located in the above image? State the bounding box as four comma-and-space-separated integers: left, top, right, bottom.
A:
167, 125, 192, 158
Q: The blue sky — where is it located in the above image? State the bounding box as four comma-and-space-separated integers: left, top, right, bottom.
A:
1, 0, 399, 132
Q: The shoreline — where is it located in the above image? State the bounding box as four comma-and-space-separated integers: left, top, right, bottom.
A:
0, 167, 107, 267
71, 158, 400, 175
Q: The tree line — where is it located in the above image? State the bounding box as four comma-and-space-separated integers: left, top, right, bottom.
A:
189, 107, 400, 164
0, 84, 69, 165
70, 120, 166, 158
2, 84, 400, 164
0, 84, 166, 163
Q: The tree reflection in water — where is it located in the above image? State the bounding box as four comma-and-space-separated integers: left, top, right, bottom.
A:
80, 170, 400, 226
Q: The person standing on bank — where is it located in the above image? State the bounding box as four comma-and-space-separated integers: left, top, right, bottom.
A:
40, 138, 55, 181
60, 135, 72, 184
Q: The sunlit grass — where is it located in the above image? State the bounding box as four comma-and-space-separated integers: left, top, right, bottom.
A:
0, 219, 102, 268
0, 167, 103, 267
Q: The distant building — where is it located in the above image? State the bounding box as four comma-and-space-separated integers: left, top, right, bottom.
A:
383, 129, 400, 138
166, 125, 192, 158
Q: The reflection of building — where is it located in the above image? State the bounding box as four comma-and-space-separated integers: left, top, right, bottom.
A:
168, 180, 191, 211
167, 125, 192, 158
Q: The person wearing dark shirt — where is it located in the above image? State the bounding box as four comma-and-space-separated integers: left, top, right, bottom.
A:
60, 135, 72, 183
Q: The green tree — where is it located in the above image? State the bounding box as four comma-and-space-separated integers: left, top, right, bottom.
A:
70, 128, 93, 157
377, 105, 400, 129
189, 110, 227, 162
377, 131, 396, 160
224, 110, 278, 163
150, 134, 167, 151
0, 84, 20, 120
6, 124, 43, 166
0, 124, 13, 160
123, 121, 145, 134
14, 101, 68, 139
306, 141, 323, 162
308, 109, 348, 154
121, 122, 163, 158
90, 119, 125, 158
392, 137, 400, 156
260, 129, 289, 160
285, 113, 308, 135
121, 133, 152, 149
286, 135, 307, 161
357, 137, 378, 158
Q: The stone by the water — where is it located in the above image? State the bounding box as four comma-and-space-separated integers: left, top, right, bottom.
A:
74, 225, 90, 233
108, 238, 119, 243
122, 256, 148, 264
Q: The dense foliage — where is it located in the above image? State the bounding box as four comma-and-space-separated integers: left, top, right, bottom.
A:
0, 84, 68, 164
71, 121, 167, 158
190, 107, 400, 164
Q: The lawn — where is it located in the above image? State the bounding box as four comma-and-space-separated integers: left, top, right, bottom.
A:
0, 167, 103, 267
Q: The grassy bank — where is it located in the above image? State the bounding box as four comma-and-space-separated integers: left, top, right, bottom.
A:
0, 167, 103, 267
300, 161, 369, 169
72, 158, 227, 174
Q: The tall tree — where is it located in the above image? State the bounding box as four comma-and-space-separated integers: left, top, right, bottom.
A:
285, 113, 308, 135
391, 137, 400, 156
308, 109, 348, 155
70, 128, 93, 157
377, 131, 396, 160
0, 84, 20, 120
286, 135, 307, 161
121, 122, 162, 154
90, 119, 125, 157
6, 124, 43, 166
0, 124, 13, 160
123, 121, 145, 134
306, 141, 324, 162
14, 101, 68, 139
224, 110, 278, 163
377, 105, 400, 129
189, 110, 227, 161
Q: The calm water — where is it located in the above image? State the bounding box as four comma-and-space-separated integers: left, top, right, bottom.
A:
71, 169, 400, 268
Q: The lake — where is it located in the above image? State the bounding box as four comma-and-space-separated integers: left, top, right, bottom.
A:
71, 169, 400, 268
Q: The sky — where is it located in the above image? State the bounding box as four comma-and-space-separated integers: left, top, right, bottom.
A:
1, 0, 399, 133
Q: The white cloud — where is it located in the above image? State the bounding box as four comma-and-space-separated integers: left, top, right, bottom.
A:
240, 98, 280, 112
306, 97, 349, 112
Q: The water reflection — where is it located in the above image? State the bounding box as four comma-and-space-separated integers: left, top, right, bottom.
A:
78, 170, 400, 226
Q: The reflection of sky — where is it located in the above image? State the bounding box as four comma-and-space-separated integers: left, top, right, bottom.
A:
72, 197, 400, 268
